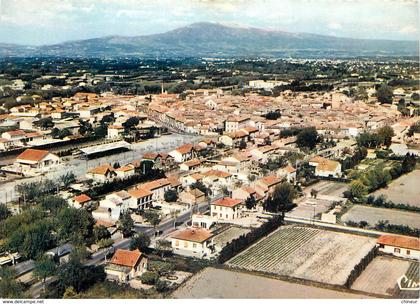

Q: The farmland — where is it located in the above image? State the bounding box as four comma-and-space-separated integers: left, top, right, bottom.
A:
351, 256, 411, 296
341, 205, 420, 229
227, 226, 376, 286
171, 267, 374, 299
374, 169, 420, 207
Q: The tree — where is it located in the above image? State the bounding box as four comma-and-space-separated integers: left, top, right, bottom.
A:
245, 195, 256, 210
376, 85, 393, 104
377, 126, 394, 148
140, 271, 159, 285
62, 286, 78, 299
155, 239, 172, 258
123, 116, 140, 132
296, 127, 319, 150
59, 172, 76, 188
93, 225, 111, 242
130, 232, 151, 251
238, 139, 247, 150
348, 180, 368, 202
36, 117, 54, 130
0, 204, 11, 221
118, 211, 134, 237
164, 189, 178, 202
34, 254, 56, 292
310, 189, 318, 199
56, 207, 94, 244
191, 181, 211, 196
39, 195, 67, 215
264, 182, 296, 218
0, 268, 23, 298
144, 211, 161, 235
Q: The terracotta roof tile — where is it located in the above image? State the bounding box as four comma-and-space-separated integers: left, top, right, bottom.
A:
110, 249, 142, 268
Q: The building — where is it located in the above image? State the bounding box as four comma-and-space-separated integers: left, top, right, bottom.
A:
377, 235, 420, 260
114, 165, 136, 179
70, 194, 92, 209
309, 156, 342, 178
276, 165, 297, 183
13, 149, 60, 176
211, 197, 243, 220
105, 249, 148, 283
86, 164, 116, 183
128, 188, 154, 210
170, 228, 213, 258
224, 116, 252, 132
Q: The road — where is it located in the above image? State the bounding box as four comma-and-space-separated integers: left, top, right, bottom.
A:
85, 200, 211, 266
0, 133, 201, 204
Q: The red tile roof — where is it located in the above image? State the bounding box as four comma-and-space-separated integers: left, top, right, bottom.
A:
377, 235, 419, 251
171, 228, 213, 243
110, 249, 143, 268
74, 194, 91, 204
212, 197, 242, 208
16, 149, 50, 162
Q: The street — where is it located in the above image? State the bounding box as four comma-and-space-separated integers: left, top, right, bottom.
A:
0, 133, 201, 204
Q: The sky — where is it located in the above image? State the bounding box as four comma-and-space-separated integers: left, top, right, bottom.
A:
0, 0, 418, 45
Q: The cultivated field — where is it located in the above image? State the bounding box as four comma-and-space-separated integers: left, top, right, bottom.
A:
351, 256, 411, 296
341, 205, 420, 229
171, 267, 374, 299
227, 226, 376, 286
374, 170, 420, 207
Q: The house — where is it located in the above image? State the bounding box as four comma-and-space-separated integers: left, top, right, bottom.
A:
202, 170, 233, 196
105, 249, 148, 283
211, 197, 243, 220
127, 188, 154, 210
224, 116, 252, 132
95, 191, 132, 221
179, 188, 205, 206
114, 165, 135, 179
192, 213, 216, 229
170, 228, 213, 258
377, 235, 420, 260
276, 165, 297, 183
70, 194, 92, 209
140, 178, 172, 200
179, 159, 202, 171
107, 125, 124, 139
169, 144, 195, 163
232, 186, 262, 202
254, 176, 281, 197
309, 156, 342, 178
13, 149, 60, 176
86, 164, 116, 183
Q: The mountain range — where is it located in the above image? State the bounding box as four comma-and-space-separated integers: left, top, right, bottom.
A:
0, 22, 418, 58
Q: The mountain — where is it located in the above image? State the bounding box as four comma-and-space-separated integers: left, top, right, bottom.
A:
1, 22, 418, 58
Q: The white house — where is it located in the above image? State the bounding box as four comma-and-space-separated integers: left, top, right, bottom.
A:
276, 165, 297, 183
127, 188, 154, 210
105, 249, 148, 283
309, 156, 342, 178
114, 165, 136, 179
377, 235, 420, 260
211, 197, 243, 221
86, 164, 116, 183
13, 149, 60, 176
170, 228, 213, 258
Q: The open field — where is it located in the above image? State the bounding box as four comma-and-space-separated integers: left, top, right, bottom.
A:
374, 170, 420, 207
227, 226, 376, 286
351, 256, 411, 296
171, 267, 374, 299
289, 197, 335, 219
341, 205, 420, 229
304, 181, 348, 198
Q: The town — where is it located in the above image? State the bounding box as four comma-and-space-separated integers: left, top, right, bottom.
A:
0, 54, 418, 299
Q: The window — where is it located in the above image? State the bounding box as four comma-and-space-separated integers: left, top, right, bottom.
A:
175, 240, 179, 246
394, 248, 400, 253
193, 243, 197, 248
407, 250, 410, 255
184, 241, 188, 248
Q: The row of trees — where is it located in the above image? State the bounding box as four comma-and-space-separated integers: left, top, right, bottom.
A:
356, 126, 395, 149
346, 154, 417, 202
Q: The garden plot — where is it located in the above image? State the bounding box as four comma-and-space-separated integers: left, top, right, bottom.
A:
227, 226, 376, 286
341, 205, 420, 229
351, 256, 411, 297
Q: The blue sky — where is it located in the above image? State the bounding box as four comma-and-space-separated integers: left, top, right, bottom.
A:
0, 0, 418, 45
